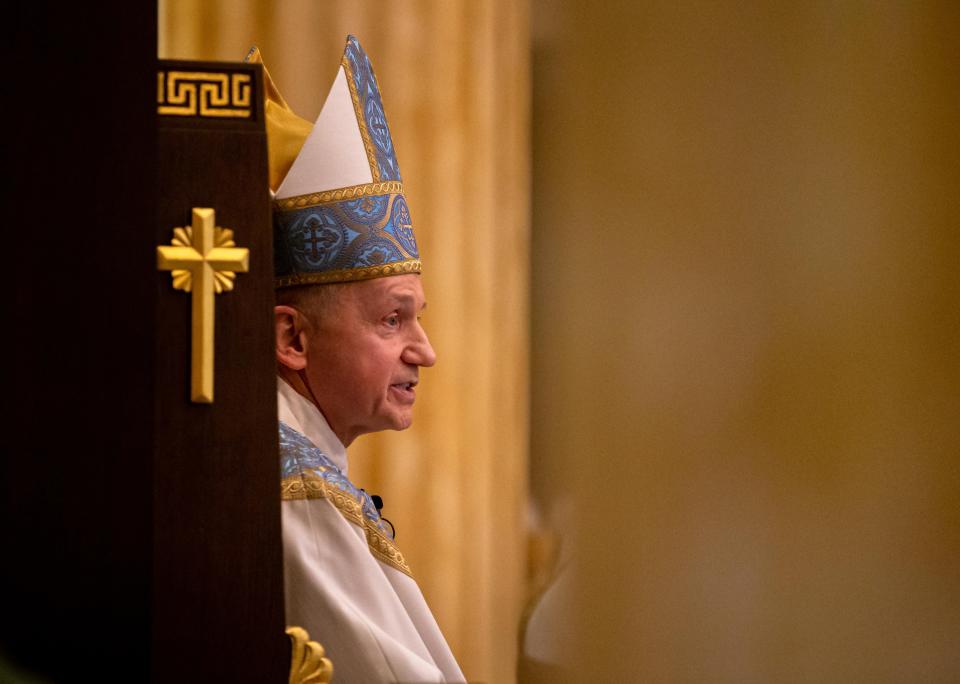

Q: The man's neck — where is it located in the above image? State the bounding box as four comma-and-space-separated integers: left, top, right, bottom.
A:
276, 367, 356, 446
277, 375, 349, 473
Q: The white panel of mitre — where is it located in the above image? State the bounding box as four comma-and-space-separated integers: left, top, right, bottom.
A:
276, 66, 373, 200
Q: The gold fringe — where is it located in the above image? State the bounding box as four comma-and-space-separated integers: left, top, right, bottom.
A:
276, 259, 421, 288
274, 181, 405, 211
340, 55, 382, 183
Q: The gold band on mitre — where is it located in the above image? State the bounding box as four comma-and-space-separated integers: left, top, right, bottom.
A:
275, 259, 421, 288
274, 181, 405, 212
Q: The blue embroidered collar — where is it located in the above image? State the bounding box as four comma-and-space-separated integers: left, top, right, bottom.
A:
279, 421, 392, 538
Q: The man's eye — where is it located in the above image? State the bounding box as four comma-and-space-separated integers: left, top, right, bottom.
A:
385, 314, 400, 327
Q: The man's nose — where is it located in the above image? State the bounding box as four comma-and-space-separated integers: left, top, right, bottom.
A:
404, 326, 437, 367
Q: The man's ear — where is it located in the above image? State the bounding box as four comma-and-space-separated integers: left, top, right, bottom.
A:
275, 305, 309, 371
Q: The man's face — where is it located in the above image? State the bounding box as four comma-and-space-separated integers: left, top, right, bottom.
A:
304, 274, 436, 446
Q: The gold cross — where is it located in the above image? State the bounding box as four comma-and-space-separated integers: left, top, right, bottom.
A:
157, 208, 249, 403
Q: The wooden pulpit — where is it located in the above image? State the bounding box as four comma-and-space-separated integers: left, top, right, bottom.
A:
2, 22, 296, 678
151, 59, 288, 682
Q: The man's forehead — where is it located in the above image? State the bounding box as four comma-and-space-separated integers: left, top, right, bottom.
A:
349, 274, 427, 309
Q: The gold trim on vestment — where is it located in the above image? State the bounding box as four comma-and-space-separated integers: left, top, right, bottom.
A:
276, 259, 421, 288
274, 181, 404, 211
340, 58, 381, 183
281, 474, 413, 577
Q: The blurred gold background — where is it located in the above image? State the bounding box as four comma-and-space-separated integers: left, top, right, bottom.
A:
162, 1, 960, 682
528, 1, 960, 681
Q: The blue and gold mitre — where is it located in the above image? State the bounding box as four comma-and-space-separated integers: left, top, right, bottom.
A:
252, 36, 420, 287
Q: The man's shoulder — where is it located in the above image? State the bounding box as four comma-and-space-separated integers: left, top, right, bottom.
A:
278, 421, 376, 527
279, 421, 354, 493
278, 421, 411, 576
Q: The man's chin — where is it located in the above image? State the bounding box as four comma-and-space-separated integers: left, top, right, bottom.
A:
356, 409, 414, 438
388, 411, 414, 432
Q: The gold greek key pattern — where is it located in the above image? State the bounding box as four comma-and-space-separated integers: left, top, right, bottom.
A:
274, 181, 405, 211
282, 474, 413, 577
158, 70, 252, 118
276, 259, 421, 288
340, 58, 381, 182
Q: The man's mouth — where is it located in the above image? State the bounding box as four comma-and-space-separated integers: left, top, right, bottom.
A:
389, 380, 418, 403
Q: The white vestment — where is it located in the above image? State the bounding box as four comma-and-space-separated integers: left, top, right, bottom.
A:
278, 379, 465, 683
